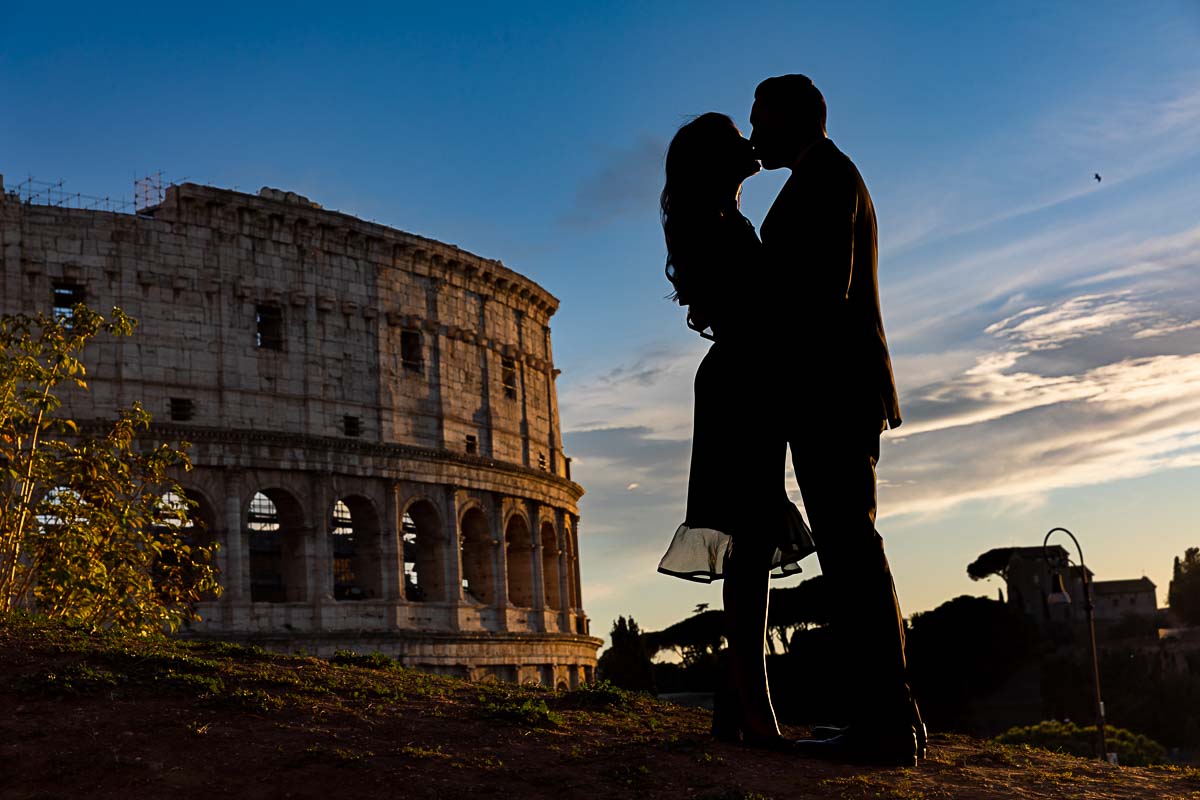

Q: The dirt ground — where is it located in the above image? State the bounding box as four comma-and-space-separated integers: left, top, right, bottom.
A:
2, 617, 1198, 800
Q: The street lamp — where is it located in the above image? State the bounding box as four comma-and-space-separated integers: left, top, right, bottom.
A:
1042, 526, 1107, 762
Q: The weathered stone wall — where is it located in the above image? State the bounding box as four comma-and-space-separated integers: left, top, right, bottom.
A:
0, 179, 599, 686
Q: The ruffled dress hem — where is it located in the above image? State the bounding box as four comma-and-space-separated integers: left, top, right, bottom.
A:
656, 523, 811, 584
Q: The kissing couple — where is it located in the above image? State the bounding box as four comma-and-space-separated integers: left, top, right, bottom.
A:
656, 74, 925, 767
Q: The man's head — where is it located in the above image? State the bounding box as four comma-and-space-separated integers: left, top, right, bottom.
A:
750, 74, 827, 170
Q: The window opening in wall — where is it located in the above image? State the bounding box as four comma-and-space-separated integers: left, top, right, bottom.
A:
501, 356, 517, 399
343, 415, 362, 437
52, 281, 86, 324
169, 397, 195, 422
460, 506, 494, 605
401, 330, 423, 372
247, 492, 284, 602
402, 511, 424, 601
330, 500, 362, 600
465, 434, 478, 455
247, 493, 280, 532
538, 452, 547, 470
255, 305, 284, 350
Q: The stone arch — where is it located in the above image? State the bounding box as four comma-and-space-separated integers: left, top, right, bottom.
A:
401, 497, 445, 602
329, 494, 382, 601
176, 485, 219, 533
166, 486, 221, 601
504, 513, 534, 608
541, 520, 562, 611
247, 488, 307, 603
459, 506, 495, 605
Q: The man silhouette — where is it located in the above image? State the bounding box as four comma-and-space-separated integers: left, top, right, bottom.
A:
750, 74, 924, 766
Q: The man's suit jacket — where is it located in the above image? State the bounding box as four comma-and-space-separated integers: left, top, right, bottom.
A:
760, 137, 902, 429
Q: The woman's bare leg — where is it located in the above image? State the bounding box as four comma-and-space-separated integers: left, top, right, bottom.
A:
722, 535, 779, 739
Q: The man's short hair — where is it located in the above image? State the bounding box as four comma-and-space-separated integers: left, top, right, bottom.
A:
755, 74, 827, 133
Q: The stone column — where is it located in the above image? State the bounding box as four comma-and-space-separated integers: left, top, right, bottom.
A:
381, 481, 402, 602
491, 493, 510, 614
571, 514, 583, 611
529, 503, 546, 632
443, 485, 464, 627
426, 278, 447, 448
557, 509, 571, 633
309, 475, 334, 602
477, 297, 494, 458
222, 470, 244, 602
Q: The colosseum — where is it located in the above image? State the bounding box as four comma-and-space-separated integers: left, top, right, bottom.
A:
0, 176, 600, 688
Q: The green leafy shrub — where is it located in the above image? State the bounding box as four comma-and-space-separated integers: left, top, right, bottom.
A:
0, 305, 220, 632
995, 719, 1168, 766
565, 678, 630, 706
329, 649, 400, 670
478, 689, 564, 727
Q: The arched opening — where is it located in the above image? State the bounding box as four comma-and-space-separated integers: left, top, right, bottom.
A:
329, 495, 381, 601
156, 489, 221, 601
459, 507, 495, 605
564, 523, 579, 610
541, 521, 562, 611
247, 489, 307, 603
402, 500, 444, 602
504, 515, 534, 608
36, 486, 82, 531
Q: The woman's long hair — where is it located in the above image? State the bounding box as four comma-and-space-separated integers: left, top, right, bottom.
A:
661, 112, 742, 305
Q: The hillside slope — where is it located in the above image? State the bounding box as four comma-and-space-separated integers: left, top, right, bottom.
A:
1, 616, 1196, 799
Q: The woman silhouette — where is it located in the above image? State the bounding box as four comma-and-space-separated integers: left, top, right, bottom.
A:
656, 113, 815, 750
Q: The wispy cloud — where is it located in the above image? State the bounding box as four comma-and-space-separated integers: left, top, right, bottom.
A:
883, 277, 1200, 518
562, 134, 666, 229
559, 342, 704, 438
1072, 223, 1200, 287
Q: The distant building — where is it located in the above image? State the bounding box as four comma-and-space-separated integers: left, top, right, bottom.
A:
995, 545, 1090, 625
1092, 577, 1157, 622
0, 177, 599, 687
973, 545, 1157, 630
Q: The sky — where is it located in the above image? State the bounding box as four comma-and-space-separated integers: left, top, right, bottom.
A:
3, 1, 1200, 653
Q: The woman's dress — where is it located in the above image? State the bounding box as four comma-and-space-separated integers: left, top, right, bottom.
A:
656, 212, 816, 583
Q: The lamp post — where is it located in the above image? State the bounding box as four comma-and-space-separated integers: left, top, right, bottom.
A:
1043, 526, 1107, 762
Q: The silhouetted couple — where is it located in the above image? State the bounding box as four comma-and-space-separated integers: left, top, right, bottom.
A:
656, 75, 925, 767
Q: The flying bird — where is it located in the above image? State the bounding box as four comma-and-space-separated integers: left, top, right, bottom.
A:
1094, 173, 1102, 183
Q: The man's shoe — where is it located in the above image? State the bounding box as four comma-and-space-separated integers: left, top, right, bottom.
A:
812, 706, 928, 760
791, 726, 917, 767
810, 723, 848, 740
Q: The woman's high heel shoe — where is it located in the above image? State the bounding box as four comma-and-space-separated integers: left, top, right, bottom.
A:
712, 677, 798, 750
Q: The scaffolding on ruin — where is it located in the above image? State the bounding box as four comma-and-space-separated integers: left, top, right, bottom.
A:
7, 172, 184, 216
134, 171, 165, 212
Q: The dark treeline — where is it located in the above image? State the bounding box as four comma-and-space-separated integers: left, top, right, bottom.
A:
600, 557, 1200, 755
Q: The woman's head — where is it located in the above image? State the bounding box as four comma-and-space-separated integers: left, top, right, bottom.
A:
662, 113, 759, 218
661, 113, 759, 304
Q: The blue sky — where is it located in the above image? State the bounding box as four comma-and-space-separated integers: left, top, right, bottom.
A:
4, 1, 1200, 651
